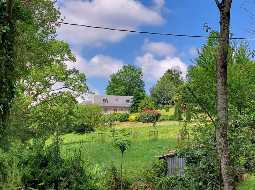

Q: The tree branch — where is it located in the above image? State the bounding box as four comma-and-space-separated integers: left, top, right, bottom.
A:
186, 86, 217, 128
214, 0, 223, 9
6, 0, 14, 21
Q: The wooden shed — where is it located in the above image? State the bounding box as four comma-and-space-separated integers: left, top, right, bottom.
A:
159, 150, 186, 176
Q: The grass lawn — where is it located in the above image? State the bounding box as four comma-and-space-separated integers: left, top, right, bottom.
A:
60, 121, 181, 178
238, 175, 255, 190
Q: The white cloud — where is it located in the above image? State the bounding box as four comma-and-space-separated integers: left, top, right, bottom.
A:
66, 53, 124, 78
137, 40, 187, 80
58, 0, 164, 45
143, 40, 176, 57
136, 53, 187, 80
153, 0, 165, 11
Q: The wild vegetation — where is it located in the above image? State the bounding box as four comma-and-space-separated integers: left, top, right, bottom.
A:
0, 0, 254, 190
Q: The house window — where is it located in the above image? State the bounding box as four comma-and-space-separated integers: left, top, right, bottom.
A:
103, 98, 108, 103
126, 99, 130, 103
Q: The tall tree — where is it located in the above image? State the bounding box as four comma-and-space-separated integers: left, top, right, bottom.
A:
0, 0, 87, 145
214, 0, 234, 189
150, 69, 183, 108
182, 37, 255, 188
106, 65, 145, 112
0, 0, 18, 140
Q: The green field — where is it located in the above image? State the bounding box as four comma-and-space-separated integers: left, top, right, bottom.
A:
238, 175, 255, 190
60, 121, 181, 177
60, 121, 255, 188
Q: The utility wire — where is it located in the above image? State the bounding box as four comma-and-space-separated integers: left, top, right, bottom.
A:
59, 21, 252, 40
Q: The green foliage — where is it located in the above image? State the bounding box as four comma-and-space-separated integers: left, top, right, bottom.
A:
184, 34, 255, 117
142, 160, 168, 186
179, 124, 221, 190
151, 69, 183, 108
237, 175, 255, 190
113, 137, 131, 155
156, 176, 189, 190
28, 92, 78, 138
71, 104, 102, 133
112, 113, 129, 122
173, 95, 192, 122
100, 113, 129, 127
0, 147, 21, 189
105, 165, 131, 190
19, 139, 98, 190
139, 110, 161, 123
178, 121, 255, 189
138, 96, 156, 112
61, 122, 179, 179
72, 123, 95, 134
0, 152, 9, 185
140, 159, 189, 189
0, 0, 28, 144
106, 65, 145, 113
101, 114, 116, 127
3, 0, 87, 144
174, 33, 255, 189
128, 113, 139, 122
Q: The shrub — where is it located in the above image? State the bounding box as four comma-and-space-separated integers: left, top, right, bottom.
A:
138, 109, 161, 123
156, 176, 189, 190
66, 104, 102, 133
176, 120, 255, 189
113, 113, 129, 122
142, 160, 168, 185
19, 140, 99, 190
73, 123, 95, 134
101, 114, 115, 127
105, 165, 131, 190
0, 152, 9, 186
128, 113, 139, 122
138, 96, 156, 112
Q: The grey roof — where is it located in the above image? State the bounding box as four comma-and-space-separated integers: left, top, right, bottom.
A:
84, 94, 133, 107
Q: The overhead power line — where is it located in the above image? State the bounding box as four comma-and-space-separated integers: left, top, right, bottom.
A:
59, 21, 250, 40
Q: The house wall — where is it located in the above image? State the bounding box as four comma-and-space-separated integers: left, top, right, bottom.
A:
103, 106, 129, 113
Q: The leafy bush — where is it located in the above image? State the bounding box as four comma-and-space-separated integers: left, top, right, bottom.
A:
113, 113, 129, 122
156, 176, 189, 190
138, 96, 155, 112
177, 121, 255, 189
66, 104, 102, 133
138, 109, 161, 123
101, 113, 129, 126
105, 165, 131, 190
101, 114, 115, 127
0, 152, 10, 186
128, 113, 139, 122
142, 160, 168, 185
0, 146, 22, 189
73, 123, 95, 134
19, 140, 99, 190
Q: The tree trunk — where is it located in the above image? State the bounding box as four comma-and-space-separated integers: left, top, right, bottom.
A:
215, 0, 235, 189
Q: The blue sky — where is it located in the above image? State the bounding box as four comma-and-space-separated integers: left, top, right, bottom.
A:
57, 0, 255, 95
